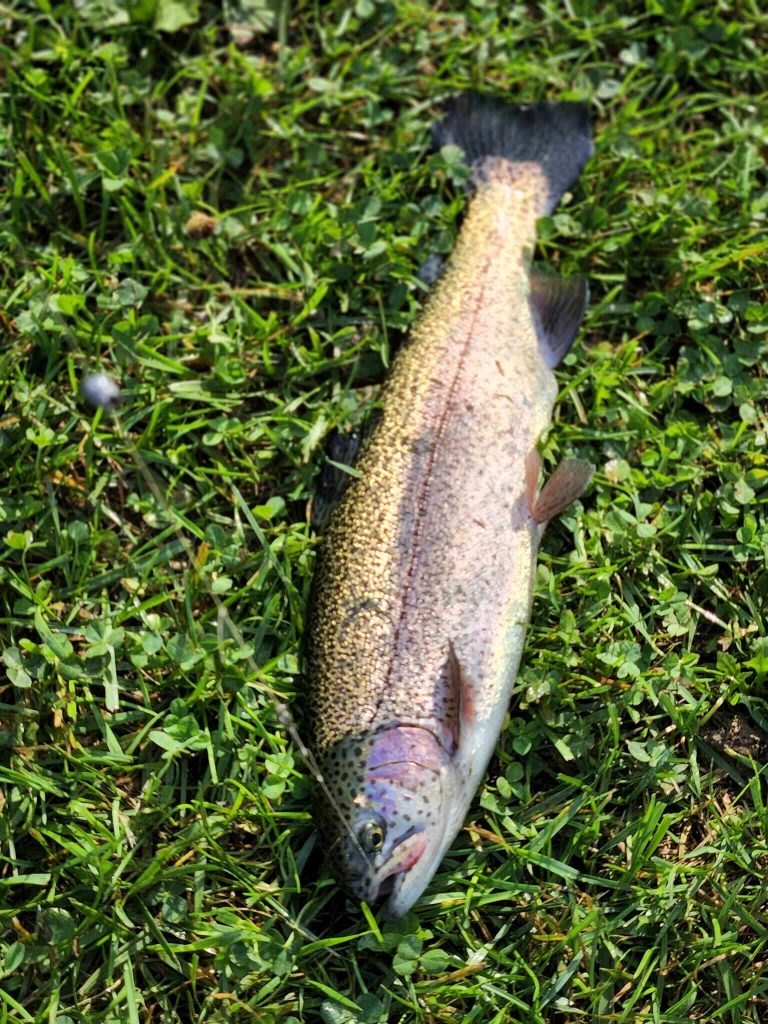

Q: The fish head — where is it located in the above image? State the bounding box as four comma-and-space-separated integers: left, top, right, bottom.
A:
315, 724, 460, 917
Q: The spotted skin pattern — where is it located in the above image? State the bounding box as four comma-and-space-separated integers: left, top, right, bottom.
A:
315, 726, 451, 899
304, 116, 591, 916
307, 166, 549, 745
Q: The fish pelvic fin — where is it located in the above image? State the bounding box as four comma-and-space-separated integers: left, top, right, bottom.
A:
432, 93, 593, 215
530, 271, 590, 368
445, 640, 474, 754
530, 457, 594, 526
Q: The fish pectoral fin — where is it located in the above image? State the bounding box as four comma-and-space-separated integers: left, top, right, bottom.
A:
531, 457, 594, 525
444, 641, 473, 754
530, 271, 589, 368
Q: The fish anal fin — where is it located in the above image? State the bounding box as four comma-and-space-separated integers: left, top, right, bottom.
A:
531, 458, 594, 525
530, 271, 589, 368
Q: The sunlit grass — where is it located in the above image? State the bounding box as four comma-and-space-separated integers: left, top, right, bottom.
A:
1, 2, 767, 1022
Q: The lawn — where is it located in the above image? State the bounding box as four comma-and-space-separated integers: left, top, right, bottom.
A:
1, 1, 767, 1021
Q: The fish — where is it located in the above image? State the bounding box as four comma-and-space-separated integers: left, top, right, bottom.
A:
303, 92, 594, 918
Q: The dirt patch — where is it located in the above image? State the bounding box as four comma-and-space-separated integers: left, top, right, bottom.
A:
700, 708, 768, 763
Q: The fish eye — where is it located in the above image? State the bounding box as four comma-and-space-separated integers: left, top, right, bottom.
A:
356, 814, 387, 855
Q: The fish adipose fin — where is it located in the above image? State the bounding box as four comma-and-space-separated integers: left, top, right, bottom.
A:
531, 458, 594, 525
432, 92, 593, 214
530, 272, 589, 369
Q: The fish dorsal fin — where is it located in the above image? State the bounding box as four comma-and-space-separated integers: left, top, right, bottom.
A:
531, 457, 594, 525
530, 271, 589, 368
310, 428, 363, 532
418, 253, 445, 287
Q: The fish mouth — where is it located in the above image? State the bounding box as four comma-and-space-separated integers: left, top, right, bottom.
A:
381, 821, 452, 919
370, 830, 427, 909
377, 874, 397, 901
328, 815, 432, 910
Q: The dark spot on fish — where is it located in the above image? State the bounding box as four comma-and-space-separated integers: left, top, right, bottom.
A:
341, 597, 385, 630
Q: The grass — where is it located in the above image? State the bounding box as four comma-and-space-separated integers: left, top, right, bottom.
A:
1, 0, 767, 1021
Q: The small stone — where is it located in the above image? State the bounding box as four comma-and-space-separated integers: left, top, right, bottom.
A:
82, 373, 123, 413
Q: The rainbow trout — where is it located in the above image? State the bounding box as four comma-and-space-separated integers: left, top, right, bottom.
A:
304, 93, 594, 917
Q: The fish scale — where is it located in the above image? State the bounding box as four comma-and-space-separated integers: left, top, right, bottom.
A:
303, 93, 594, 917
308, 176, 545, 743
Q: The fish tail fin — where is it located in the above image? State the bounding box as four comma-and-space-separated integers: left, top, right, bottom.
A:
432, 93, 593, 214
